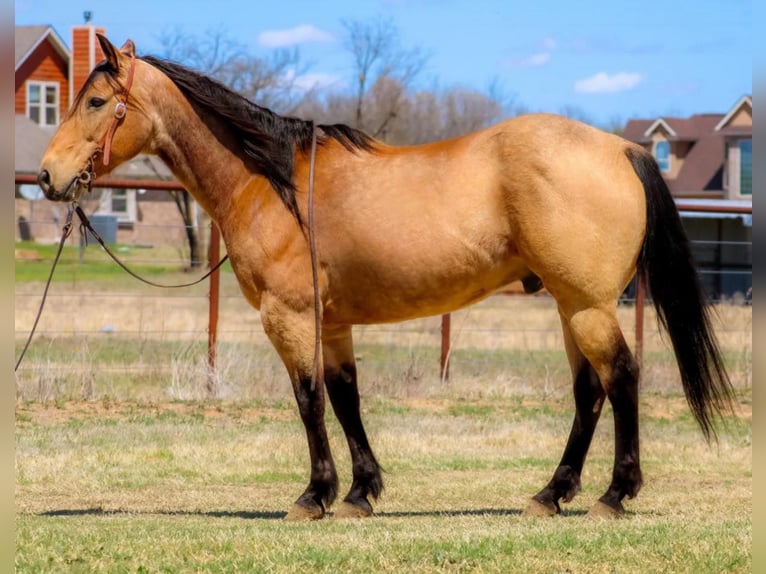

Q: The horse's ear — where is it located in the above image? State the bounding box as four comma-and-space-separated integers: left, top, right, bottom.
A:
96, 33, 120, 70
119, 39, 136, 58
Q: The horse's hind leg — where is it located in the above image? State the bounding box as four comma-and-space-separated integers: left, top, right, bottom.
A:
566, 306, 642, 517
322, 326, 383, 518
525, 312, 606, 516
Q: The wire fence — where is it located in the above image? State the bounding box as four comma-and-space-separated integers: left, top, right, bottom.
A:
15, 171, 752, 400
15, 204, 752, 403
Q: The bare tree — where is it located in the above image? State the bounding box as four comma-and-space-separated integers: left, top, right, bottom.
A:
157, 26, 312, 113
157, 25, 246, 78
558, 104, 595, 126
441, 88, 505, 139
341, 17, 429, 136
604, 114, 626, 135
405, 90, 442, 144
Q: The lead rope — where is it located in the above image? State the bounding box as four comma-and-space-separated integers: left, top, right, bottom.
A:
15, 202, 230, 372
15, 205, 75, 372
308, 126, 321, 392
75, 205, 229, 289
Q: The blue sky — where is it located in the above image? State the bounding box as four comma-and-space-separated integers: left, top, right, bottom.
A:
15, 0, 752, 127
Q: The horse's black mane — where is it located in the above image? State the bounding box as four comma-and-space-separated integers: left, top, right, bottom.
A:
139, 55, 375, 223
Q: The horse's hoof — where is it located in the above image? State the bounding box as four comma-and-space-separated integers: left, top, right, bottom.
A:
284, 502, 325, 521
334, 500, 373, 520
587, 500, 624, 519
523, 498, 557, 517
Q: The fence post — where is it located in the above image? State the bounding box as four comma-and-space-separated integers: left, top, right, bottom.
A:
207, 222, 221, 395
635, 273, 645, 368
440, 313, 451, 382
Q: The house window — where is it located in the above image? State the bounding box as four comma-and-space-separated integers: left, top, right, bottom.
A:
654, 140, 670, 172
739, 139, 752, 196
99, 188, 137, 225
111, 189, 129, 215
27, 81, 59, 126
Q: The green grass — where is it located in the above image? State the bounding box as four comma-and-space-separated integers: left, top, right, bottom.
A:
15, 514, 751, 573
15, 241, 752, 571
14, 240, 234, 282
15, 397, 751, 573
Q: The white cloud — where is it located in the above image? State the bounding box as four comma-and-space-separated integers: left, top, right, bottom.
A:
522, 52, 551, 66
294, 72, 343, 91
541, 37, 557, 51
507, 37, 556, 67
282, 68, 343, 91
574, 72, 644, 94
258, 24, 335, 48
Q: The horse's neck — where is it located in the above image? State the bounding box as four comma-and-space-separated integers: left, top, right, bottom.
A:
152, 95, 252, 220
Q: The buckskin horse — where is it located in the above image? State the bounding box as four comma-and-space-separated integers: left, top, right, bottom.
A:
37, 35, 734, 520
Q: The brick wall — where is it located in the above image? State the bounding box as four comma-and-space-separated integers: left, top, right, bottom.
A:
70, 25, 106, 105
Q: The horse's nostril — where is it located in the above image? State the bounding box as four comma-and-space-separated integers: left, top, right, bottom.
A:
37, 169, 51, 192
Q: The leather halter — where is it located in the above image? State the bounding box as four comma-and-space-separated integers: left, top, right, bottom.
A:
99, 49, 136, 167
76, 49, 136, 192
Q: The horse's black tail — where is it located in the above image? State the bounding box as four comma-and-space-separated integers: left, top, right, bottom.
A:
625, 147, 735, 441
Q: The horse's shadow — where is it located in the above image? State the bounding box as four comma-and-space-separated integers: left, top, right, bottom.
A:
38, 507, 590, 520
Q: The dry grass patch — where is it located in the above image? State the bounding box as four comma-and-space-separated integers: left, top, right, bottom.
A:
15, 276, 751, 571
15, 393, 751, 572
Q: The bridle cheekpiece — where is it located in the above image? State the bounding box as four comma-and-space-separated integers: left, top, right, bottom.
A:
78, 45, 137, 193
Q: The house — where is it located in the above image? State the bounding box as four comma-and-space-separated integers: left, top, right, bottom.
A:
623, 96, 752, 299
14, 23, 195, 249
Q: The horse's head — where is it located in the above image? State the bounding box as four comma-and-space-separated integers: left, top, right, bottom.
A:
38, 34, 152, 202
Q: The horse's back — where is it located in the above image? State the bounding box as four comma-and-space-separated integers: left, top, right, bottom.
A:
315, 114, 647, 324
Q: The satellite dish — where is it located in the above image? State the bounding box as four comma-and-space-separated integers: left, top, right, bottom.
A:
18, 184, 43, 201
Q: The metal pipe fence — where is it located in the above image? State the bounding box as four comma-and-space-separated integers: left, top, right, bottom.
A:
15, 174, 752, 396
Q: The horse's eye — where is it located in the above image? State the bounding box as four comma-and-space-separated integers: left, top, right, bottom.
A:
88, 97, 106, 109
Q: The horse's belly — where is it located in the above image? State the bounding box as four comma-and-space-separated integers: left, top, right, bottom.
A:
324, 252, 527, 325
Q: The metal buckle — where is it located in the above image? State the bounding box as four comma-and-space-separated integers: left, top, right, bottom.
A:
77, 170, 92, 186
114, 101, 127, 119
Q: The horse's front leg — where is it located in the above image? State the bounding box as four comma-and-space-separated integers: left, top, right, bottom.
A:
261, 299, 337, 521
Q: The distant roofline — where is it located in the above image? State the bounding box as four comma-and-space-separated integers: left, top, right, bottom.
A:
643, 118, 677, 139
714, 95, 753, 132
15, 25, 71, 72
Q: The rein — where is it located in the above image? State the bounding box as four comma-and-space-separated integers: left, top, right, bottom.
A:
14, 205, 230, 372
75, 204, 229, 289
14, 205, 75, 372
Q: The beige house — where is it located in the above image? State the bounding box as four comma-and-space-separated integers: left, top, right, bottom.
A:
623, 95, 752, 200
623, 96, 752, 299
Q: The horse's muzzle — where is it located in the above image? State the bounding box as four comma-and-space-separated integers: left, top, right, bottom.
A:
37, 169, 83, 202
37, 169, 51, 194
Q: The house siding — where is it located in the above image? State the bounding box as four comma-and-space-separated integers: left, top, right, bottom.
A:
14, 40, 69, 119
719, 105, 752, 200
726, 143, 741, 198
14, 196, 190, 247
650, 130, 685, 179
728, 106, 752, 127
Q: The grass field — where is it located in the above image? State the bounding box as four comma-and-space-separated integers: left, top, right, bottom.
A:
15, 242, 752, 572
15, 396, 751, 572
